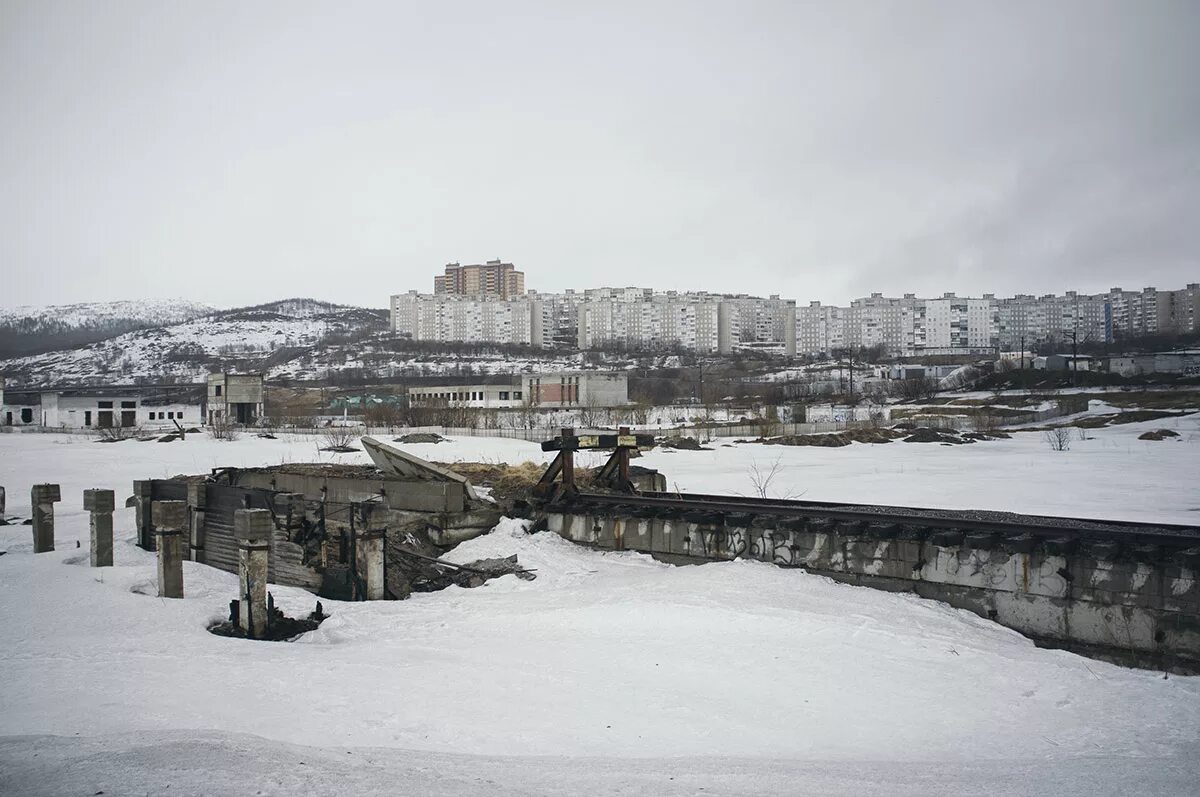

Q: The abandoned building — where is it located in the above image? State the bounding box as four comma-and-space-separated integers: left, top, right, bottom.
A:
1, 384, 206, 430
206, 372, 265, 425
408, 371, 629, 409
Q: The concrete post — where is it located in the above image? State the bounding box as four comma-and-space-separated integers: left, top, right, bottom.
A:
132, 480, 155, 550
186, 482, 207, 562
152, 500, 186, 598
83, 489, 115, 567
0, 485, 6, 519
356, 527, 386, 600
234, 508, 272, 638
31, 484, 61, 553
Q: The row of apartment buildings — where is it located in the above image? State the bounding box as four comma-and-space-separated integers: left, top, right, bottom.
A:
391, 289, 799, 355
391, 282, 1199, 357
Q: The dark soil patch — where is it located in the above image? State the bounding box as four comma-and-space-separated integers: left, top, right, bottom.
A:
394, 433, 448, 444
1138, 429, 1181, 441
1107, 410, 1188, 425
760, 428, 901, 447
658, 437, 709, 450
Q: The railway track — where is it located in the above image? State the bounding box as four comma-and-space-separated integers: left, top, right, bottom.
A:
545, 489, 1200, 550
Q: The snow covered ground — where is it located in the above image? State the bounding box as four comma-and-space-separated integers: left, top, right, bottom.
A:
2, 420, 1199, 795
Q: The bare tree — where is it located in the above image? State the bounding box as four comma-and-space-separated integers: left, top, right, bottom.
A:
747, 455, 792, 499
1044, 427, 1072, 451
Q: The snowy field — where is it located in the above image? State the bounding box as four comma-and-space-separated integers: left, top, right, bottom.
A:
2, 419, 1200, 795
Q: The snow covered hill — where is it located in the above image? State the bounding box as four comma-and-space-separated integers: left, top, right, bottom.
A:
0, 298, 218, 358
0, 298, 387, 386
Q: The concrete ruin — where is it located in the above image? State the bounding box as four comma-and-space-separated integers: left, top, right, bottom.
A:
31, 483, 60, 553
137, 439, 502, 601
544, 505, 1200, 673
84, 488, 115, 567
153, 500, 186, 598
234, 509, 272, 638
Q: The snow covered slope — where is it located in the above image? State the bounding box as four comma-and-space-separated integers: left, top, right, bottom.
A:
0, 298, 217, 358
0, 298, 386, 385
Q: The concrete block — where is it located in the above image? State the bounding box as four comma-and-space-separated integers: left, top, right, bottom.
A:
153, 500, 187, 532
234, 508, 273, 543
31, 483, 61, 553
83, 488, 115, 513
187, 481, 207, 509
32, 483, 62, 504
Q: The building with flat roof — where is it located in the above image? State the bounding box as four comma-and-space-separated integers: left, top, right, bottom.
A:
434, 260, 525, 299
408, 371, 629, 409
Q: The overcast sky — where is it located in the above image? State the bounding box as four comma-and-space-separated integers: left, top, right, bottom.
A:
2, 0, 1197, 309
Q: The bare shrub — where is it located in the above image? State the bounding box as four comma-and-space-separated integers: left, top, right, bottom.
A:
97, 423, 138, 442
208, 415, 240, 441
1044, 427, 1072, 451
320, 425, 358, 452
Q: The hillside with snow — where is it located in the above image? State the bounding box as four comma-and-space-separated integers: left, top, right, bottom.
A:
0, 298, 387, 386
0, 299, 218, 358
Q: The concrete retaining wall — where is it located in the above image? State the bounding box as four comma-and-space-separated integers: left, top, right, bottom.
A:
545, 510, 1200, 673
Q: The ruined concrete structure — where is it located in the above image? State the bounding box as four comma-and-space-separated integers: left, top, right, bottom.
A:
30, 483, 60, 553
206, 372, 264, 425
139, 440, 501, 601
84, 489, 115, 567
544, 505, 1200, 673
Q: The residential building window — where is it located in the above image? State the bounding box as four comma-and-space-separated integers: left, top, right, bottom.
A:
215, 385, 223, 396
121, 401, 136, 409
499, 391, 510, 400
513, 391, 522, 400
98, 401, 113, 409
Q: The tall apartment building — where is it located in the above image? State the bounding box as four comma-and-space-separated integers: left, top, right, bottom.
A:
796, 302, 847, 355
433, 260, 525, 299
1161, 284, 1200, 334
798, 294, 996, 356
1109, 284, 1200, 338
391, 292, 538, 346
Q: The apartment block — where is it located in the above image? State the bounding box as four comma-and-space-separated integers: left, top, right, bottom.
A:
433, 260, 525, 299
391, 292, 537, 346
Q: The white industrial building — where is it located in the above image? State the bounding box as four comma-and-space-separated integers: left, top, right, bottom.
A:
409, 371, 629, 409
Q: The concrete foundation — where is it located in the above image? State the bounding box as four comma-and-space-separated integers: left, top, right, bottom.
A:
546, 510, 1200, 673
83, 489, 115, 567
30, 483, 61, 553
234, 509, 272, 638
356, 527, 386, 601
153, 500, 186, 598
186, 482, 207, 562
132, 480, 155, 550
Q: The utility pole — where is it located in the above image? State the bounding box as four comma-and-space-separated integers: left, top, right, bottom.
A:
848, 347, 855, 400
1020, 335, 1026, 370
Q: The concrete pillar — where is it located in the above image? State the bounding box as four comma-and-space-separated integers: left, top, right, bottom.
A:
186, 482, 207, 562
153, 500, 186, 598
83, 489, 115, 567
30, 484, 61, 553
132, 480, 155, 550
235, 508, 272, 638
356, 527, 386, 600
